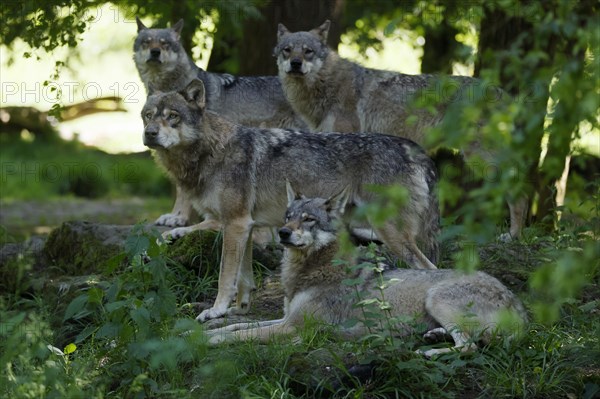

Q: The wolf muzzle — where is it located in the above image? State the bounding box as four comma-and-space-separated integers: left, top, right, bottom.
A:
144, 124, 160, 147
278, 226, 292, 241
148, 48, 161, 63
289, 58, 304, 74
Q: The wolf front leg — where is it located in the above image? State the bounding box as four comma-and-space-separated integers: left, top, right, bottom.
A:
233, 229, 256, 314
155, 184, 195, 227
499, 195, 528, 242
196, 217, 254, 322
207, 320, 294, 344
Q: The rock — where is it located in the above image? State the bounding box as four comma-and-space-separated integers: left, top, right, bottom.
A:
43, 221, 142, 275
0, 235, 48, 294
161, 229, 282, 274
37, 221, 283, 276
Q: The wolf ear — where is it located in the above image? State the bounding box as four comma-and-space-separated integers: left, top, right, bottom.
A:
277, 23, 290, 40
310, 20, 330, 42
136, 16, 148, 32
325, 185, 351, 216
286, 180, 304, 207
171, 19, 184, 39
183, 79, 206, 109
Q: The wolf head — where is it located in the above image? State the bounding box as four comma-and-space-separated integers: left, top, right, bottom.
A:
274, 21, 330, 78
141, 79, 206, 150
278, 181, 349, 251
133, 17, 186, 74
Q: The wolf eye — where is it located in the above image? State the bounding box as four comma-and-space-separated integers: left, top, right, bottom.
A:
282, 47, 291, 55
303, 215, 316, 223
167, 112, 179, 121
144, 111, 153, 120
304, 48, 314, 55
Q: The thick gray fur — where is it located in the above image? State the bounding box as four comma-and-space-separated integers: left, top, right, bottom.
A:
205, 190, 528, 357
274, 21, 528, 241
134, 18, 306, 227
141, 79, 440, 321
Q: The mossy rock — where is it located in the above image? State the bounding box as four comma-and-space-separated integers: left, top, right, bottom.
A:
0, 236, 46, 294
165, 230, 222, 275
165, 230, 283, 274
43, 221, 135, 275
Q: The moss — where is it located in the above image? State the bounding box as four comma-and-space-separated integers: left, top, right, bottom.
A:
43, 222, 126, 275
165, 230, 222, 275
165, 230, 283, 275
0, 252, 33, 295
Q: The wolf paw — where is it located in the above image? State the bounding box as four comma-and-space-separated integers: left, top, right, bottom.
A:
196, 307, 227, 323
162, 226, 193, 241
207, 332, 231, 345
227, 303, 251, 316
497, 232, 513, 243
423, 327, 449, 343
415, 348, 443, 358
155, 212, 188, 227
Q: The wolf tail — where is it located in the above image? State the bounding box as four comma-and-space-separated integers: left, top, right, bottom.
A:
420, 164, 440, 265
421, 193, 440, 265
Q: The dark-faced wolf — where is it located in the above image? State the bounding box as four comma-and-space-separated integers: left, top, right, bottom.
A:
134, 18, 306, 227
205, 185, 528, 357
141, 79, 439, 321
274, 21, 528, 241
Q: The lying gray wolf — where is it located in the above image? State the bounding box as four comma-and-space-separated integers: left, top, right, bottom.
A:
205, 185, 528, 357
274, 21, 528, 241
134, 18, 306, 228
141, 79, 439, 321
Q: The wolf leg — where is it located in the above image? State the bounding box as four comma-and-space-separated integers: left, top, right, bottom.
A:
231, 229, 256, 314
161, 217, 221, 241
374, 223, 437, 269
418, 284, 483, 357
417, 329, 477, 358
422, 327, 449, 343
205, 318, 285, 336
499, 195, 528, 242
207, 319, 294, 344
156, 185, 195, 227
196, 216, 253, 322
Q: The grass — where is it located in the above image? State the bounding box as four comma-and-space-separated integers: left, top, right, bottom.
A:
1, 222, 598, 398
1, 136, 599, 398
0, 135, 171, 201
1, 135, 173, 241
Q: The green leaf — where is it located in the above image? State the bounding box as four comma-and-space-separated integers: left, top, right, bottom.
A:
87, 287, 104, 305
63, 294, 88, 321
125, 234, 150, 258
105, 300, 128, 313
63, 343, 77, 355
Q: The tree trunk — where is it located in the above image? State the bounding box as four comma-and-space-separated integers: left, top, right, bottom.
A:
475, 5, 557, 230
209, 0, 345, 76
168, 2, 199, 56
421, 20, 459, 74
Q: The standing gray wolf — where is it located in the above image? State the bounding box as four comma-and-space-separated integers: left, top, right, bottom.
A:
141, 79, 439, 321
205, 185, 528, 357
274, 21, 528, 241
134, 17, 306, 227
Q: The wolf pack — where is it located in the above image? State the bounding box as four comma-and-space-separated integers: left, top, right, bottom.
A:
134, 18, 528, 356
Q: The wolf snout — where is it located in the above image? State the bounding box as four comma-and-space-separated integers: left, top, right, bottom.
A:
278, 226, 292, 241
290, 58, 303, 72
145, 126, 159, 139
150, 48, 161, 58
144, 125, 160, 147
